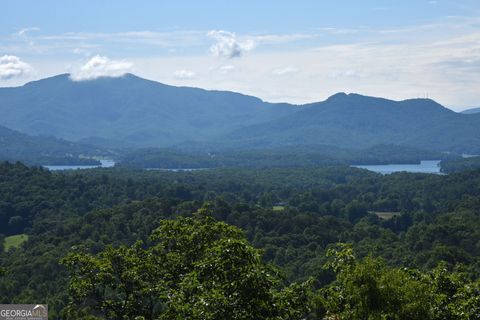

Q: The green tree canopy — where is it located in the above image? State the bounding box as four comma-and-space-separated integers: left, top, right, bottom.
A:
61, 208, 311, 320
315, 243, 480, 320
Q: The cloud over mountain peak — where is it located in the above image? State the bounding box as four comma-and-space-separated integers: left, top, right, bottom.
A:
70, 55, 133, 81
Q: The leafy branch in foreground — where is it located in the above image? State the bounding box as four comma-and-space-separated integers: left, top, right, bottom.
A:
61, 206, 311, 320
315, 243, 480, 320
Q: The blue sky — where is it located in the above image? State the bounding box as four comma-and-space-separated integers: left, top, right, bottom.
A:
1, 0, 480, 109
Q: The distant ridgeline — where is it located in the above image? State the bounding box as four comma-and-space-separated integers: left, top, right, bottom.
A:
461, 107, 480, 115
0, 125, 103, 165
0, 74, 479, 154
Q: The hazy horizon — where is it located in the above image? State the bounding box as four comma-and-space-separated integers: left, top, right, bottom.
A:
0, 71, 476, 113
1, 0, 480, 111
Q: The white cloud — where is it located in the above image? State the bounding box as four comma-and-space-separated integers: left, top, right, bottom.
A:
0, 55, 33, 80
70, 55, 133, 81
5, 29, 318, 58
129, 21, 480, 108
272, 67, 299, 76
255, 33, 319, 43
38, 30, 205, 48
173, 69, 196, 79
17, 27, 40, 37
207, 30, 255, 59
317, 27, 359, 35
3, 17, 480, 108
16, 27, 40, 52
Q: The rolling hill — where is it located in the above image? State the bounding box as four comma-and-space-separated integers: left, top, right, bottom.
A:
0, 124, 104, 165
1, 74, 479, 153
118, 144, 447, 169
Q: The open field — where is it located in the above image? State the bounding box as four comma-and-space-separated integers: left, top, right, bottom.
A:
4, 234, 29, 251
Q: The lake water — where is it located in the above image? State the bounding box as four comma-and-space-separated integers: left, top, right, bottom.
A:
44, 159, 115, 171
352, 160, 442, 174
462, 154, 479, 158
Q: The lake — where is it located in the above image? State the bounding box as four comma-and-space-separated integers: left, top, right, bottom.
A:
352, 160, 442, 174
462, 154, 480, 158
43, 159, 115, 171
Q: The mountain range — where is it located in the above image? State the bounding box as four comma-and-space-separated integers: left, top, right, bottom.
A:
0, 74, 293, 148
0, 73, 479, 154
227, 93, 480, 153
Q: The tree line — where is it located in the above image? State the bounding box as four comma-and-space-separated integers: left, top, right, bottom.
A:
0, 161, 480, 318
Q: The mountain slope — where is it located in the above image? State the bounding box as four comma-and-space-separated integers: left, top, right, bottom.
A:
0, 74, 295, 147
1, 75, 479, 153
0, 125, 104, 164
224, 93, 480, 153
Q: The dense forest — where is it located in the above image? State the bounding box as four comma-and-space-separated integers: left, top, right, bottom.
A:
441, 156, 480, 173
1, 161, 480, 318
118, 144, 450, 169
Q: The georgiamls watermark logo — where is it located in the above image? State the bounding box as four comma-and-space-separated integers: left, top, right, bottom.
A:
0, 304, 48, 320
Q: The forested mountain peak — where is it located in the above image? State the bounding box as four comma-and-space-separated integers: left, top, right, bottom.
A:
0, 73, 294, 147
0, 74, 477, 152
318, 92, 449, 112
224, 92, 479, 152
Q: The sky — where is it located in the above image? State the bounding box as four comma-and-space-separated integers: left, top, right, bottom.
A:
1, 0, 480, 110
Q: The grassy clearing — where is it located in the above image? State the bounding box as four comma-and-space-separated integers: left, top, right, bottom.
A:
3, 234, 29, 252
273, 206, 285, 212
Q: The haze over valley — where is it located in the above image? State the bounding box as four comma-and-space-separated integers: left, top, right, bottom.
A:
0, 73, 479, 169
